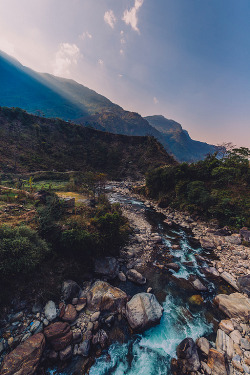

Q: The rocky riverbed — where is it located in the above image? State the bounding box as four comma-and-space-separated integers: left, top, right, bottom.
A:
0, 180, 249, 375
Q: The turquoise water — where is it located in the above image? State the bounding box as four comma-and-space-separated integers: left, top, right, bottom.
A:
49, 190, 224, 375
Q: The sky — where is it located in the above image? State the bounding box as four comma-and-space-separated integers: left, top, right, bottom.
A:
0, 0, 250, 147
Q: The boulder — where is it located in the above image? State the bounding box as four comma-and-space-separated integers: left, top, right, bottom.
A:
214, 293, 250, 322
44, 300, 57, 322
126, 269, 146, 285
94, 257, 119, 279
62, 304, 77, 323
196, 337, 210, 356
207, 348, 229, 375
240, 227, 250, 242
74, 340, 90, 357
59, 345, 72, 361
219, 319, 234, 334
87, 281, 127, 312
220, 272, 240, 291
61, 280, 81, 303
216, 329, 234, 359
92, 329, 109, 348
200, 237, 215, 249
126, 293, 163, 331
175, 337, 200, 373
203, 266, 220, 277
44, 322, 73, 351
118, 272, 126, 282
191, 278, 207, 291
165, 263, 180, 272
237, 275, 250, 296
0, 333, 45, 375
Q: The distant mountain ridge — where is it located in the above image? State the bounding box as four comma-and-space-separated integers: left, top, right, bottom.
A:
145, 115, 216, 162
0, 50, 216, 162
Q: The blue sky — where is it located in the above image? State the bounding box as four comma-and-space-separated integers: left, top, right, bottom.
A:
0, 0, 249, 147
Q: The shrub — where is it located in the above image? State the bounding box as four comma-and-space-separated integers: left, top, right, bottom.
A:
0, 225, 50, 278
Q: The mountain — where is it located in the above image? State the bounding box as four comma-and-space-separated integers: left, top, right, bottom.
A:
0, 107, 175, 178
145, 115, 216, 162
0, 51, 215, 162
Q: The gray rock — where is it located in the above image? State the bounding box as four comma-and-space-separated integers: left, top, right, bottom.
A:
191, 278, 207, 291
196, 337, 210, 356
241, 337, 250, 350
229, 330, 242, 345
126, 269, 146, 285
92, 329, 108, 348
220, 272, 240, 291
165, 263, 180, 272
216, 329, 234, 359
62, 280, 81, 303
237, 275, 250, 296
75, 339, 90, 356
44, 301, 57, 321
90, 312, 100, 322
126, 293, 163, 331
204, 266, 220, 277
86, 281, 127, 312
94, 257, 119, 279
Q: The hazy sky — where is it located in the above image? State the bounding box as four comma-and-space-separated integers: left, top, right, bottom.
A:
0, 0, 250, 147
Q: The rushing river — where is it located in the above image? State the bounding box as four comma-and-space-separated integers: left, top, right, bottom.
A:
50, 187, 229, 375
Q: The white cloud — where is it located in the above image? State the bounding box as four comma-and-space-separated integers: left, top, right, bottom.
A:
122, 0, 144, 33
153, 97, 159, 104
53, 43, 80, 76
118, 74, 123, 78
120, 49, 124, 55
104, 10, 116, 29
120, 30, 124, 35
98, 59, 104, 66
79, 31, 92, 40
120, 38, 126, 45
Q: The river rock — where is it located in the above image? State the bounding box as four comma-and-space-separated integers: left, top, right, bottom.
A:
62, 304, 77, 323
44, 300, 57, 321
229, 330, 242, 345
118, 272, 126, 282
204, 266, 220, 277
175, 337, 200, 373
219, 319, 234, 334
220, 271, 240, 291
216, 329, 234, 359
191, 278, 207, 291
126, 269, 146, 285
0, 333, 45, 375
200, 237, 215, 249
86, 281, 127, 312
165, 263, 180, 272
196, 337, 210, 356
207, 348, 229, 375
214, 293, 250, 322
237, 275, 250, 296
61, 280, 81, 303
126, 293, 163, 331
44, 322, 73, 351
94, 257, 119, 279
92, 329, 108, 348
74, 339, 90, 356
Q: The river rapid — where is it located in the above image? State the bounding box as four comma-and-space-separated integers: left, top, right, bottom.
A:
88, 187, 229, 375
51, 185, 230, 375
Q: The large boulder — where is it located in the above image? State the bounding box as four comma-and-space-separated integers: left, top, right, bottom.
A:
126, 269, 146, 285
0, 333, 45, 375
86, 281, 127, 312
44, 322, 73, 351
126, 293, 163, 331
207, 348, 229, 375
61, 280, 81, 303
94, 257, 119, 279
237, 275, 250, 296
214, 293, 250, 322
175, 337, 200, 373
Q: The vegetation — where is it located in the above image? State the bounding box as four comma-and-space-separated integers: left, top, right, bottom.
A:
145, 146, 250, 228
0, 106, 174, 178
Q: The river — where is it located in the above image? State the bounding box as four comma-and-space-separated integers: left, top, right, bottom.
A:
50, 185, 230, 375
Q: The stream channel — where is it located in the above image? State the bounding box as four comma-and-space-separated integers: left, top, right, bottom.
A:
51, 185, 231, 375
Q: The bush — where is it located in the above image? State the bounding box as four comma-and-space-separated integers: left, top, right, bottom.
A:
0, 225, 50, 278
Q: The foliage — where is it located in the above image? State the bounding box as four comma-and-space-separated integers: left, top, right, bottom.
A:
146, 148, 250, 228
0, 225, 50, 278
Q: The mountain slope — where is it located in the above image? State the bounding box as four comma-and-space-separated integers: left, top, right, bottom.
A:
0, 107, 175, 178
145, 115, 216, 162
0, 51, 216, 162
